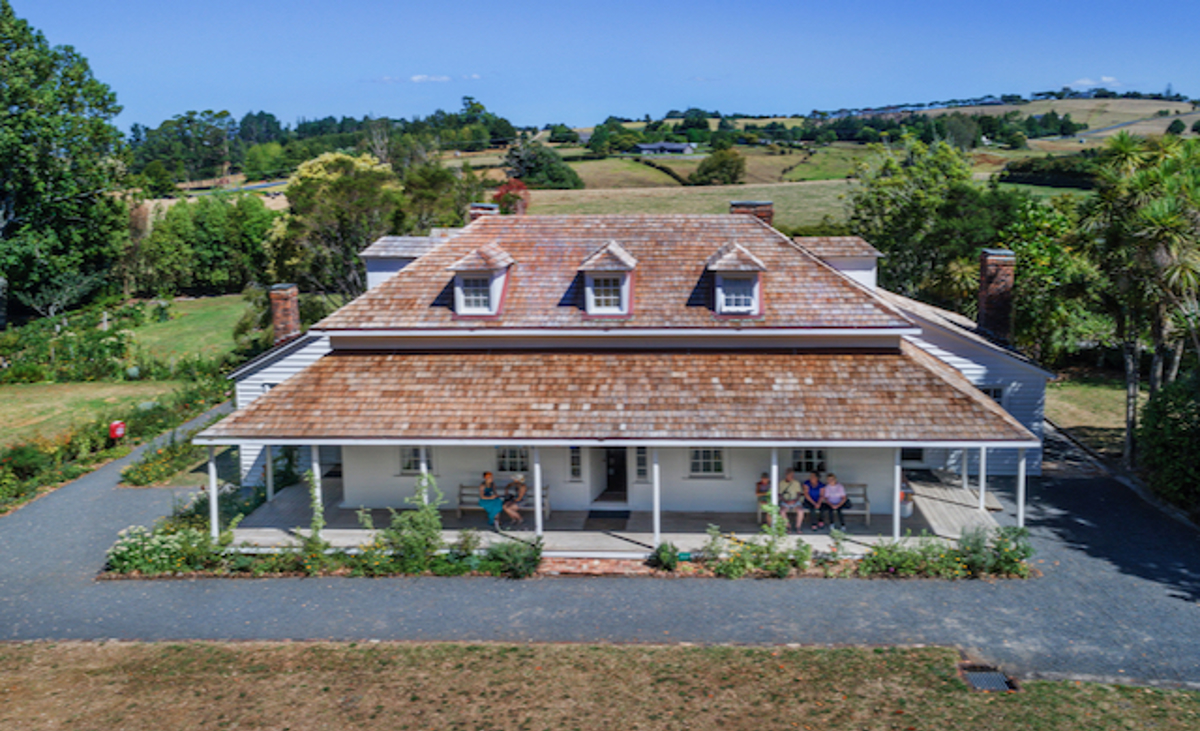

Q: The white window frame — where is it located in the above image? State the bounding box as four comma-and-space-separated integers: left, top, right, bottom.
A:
568, 446, 582, 482
399, 446, 434, 475
688, 447, 727, 478
790, 449, 827, 475
584, 271, 631, 315
496, 446, 529, 473
978, 385, 1006, 407
635, 446, 649, 482
455, 271, 505, 316
715, 273, 760, 315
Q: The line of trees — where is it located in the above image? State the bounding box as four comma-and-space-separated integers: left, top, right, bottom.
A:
127, 97, 522, 187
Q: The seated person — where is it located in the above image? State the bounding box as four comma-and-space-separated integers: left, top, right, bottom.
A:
778, 470, 803, 533
802, 471, 826, 530
477, 471, 504, 530
502, 474, 527, 527
821, 472, 851, 530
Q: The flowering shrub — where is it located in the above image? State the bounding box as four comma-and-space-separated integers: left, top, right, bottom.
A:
106, 526, 215, 574
121, 431, 204, 486
857, 527, 1033, 579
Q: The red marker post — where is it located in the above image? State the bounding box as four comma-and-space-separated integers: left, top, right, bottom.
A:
109, 421, 126, 440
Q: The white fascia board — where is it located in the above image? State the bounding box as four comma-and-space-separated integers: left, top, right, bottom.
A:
194, 436, 1042, 449
904, 314, 1055, 380
312, 327, 922, 339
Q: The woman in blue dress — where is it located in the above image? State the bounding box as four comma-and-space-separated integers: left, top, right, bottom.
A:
477, 472, 505, 530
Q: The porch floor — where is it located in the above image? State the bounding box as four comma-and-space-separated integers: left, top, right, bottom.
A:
230, 470, 998, 556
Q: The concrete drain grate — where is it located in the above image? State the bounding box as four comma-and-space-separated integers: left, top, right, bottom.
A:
959, 663, 1019, 692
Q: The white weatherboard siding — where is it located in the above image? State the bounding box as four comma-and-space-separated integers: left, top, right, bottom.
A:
339, 446, 902, 514
821, 257, 877, 289
903, 329, 1046, 476
366, 258, 415, 290
233, 336, 332, 485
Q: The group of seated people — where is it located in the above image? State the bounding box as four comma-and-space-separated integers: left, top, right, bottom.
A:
756, 470, 851, 532
477, 471, 527, 530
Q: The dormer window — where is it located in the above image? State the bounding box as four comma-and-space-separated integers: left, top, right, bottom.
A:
579, 240, 637, 317
448, 242, 514, 317
716, 274, 758, 313
706, 242, 766, 317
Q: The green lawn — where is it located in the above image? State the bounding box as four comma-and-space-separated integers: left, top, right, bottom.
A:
1046, 371, 1146, 461
134, 295, 250, 360
569, 157, 680, 188
2, 642, 1196, 731
530, 179, 851, 229
0, 381, 184, 447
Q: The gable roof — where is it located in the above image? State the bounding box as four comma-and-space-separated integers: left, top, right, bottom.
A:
793, 236, 883, 259
360, 236, 444, 259
316, 215, 914, 331
447, 241, 515, 271
706, 242, 767, 272
579, 240, 638, 271
197, 341, 1037, 446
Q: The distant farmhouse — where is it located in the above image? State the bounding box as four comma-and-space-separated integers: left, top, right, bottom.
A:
634, 142, 697, 155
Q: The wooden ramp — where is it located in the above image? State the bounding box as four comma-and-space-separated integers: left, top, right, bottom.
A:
910, 482, 1000, 540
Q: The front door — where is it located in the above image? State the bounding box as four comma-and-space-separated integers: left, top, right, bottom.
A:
600, 447, 628, 500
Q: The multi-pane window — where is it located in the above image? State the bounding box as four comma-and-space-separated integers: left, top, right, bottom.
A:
635, 446, 648, 481
689, 448, 725, 476
461, 277, 491, 311
791, 449, 826, 474
569, 447, 582, 481
496, 447, 529, 473
978, 386, 1004, 404
401, 446, 432, 474
721, 277, 756, 310
592, 276, 623, 310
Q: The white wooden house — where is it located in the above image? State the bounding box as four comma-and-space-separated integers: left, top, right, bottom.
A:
197, 207, 1043, 543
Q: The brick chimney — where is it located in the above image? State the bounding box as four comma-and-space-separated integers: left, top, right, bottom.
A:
269, 283, 301, 346
978, 249, 1015, 344
730, 200, 774, 225
469, 202, 499, 222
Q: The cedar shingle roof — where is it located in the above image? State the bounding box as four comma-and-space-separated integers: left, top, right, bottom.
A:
706, 242, 767, 272
579, 240, 638, 271
793, 236, 883, 259
316, 215, 912, 330
198, 341, 1035, 444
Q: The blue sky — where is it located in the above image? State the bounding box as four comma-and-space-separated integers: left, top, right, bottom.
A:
15, 0, 1199, 131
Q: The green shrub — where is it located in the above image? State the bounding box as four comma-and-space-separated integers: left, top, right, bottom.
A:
106, 525, 215, 574
1139, 372, 1200, 519
989, 526, 1034, 577
485, 537, 543, 578
650, 541, 680, 571
1, 444, 51, 480
120, 431, 204, 486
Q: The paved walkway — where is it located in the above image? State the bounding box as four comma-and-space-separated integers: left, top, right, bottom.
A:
1, 417, 1198, 688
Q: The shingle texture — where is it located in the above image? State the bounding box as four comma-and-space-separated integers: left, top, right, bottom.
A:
793, 236, 883, 259
317, 216, 911, 330
200, 341, 1034, 444
359, 236, 444, 259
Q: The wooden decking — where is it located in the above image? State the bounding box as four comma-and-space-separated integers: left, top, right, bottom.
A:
909, 476, 1000, 540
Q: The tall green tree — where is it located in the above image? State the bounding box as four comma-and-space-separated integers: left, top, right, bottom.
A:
266, 153, 404, 300
0, 0, 127, 320
689, 149, 746, 185
503, 141, 583, 189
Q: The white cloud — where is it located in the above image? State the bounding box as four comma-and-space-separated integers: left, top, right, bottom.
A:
1071, 75, 1121, 88
411, 74, 451, 83
463, 73, 481, 80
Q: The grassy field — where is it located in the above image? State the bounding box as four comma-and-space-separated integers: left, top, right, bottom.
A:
1, 642, 1195, 731
1045, 372, 1146, 461
530, 179, 851, 228
922, 98, 1195, 131
571, 158, 680, 188
0, 382, 183, 447
134, 295, 249, 360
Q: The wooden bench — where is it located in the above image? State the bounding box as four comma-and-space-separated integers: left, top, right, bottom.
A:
757, 483, 871, 527
456, 483, 552, 520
